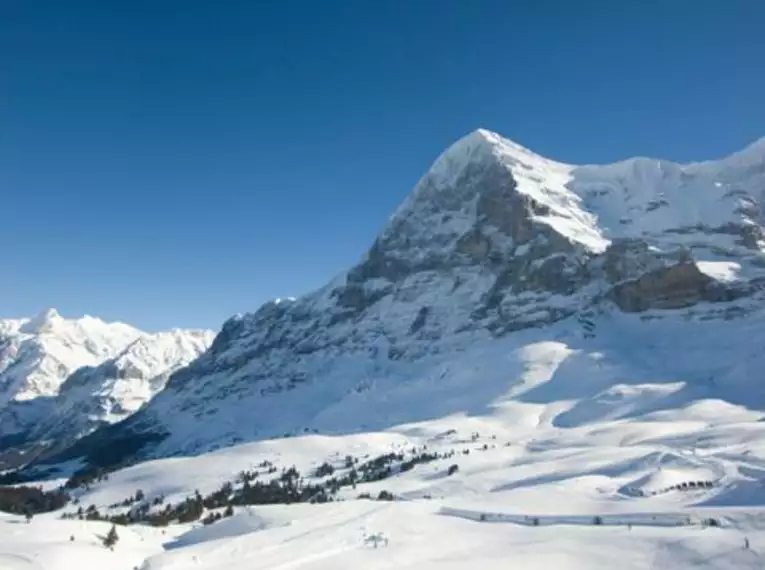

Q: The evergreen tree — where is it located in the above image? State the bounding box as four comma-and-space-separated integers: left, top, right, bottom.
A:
377, 490, 394, 501
103, 524, 119, 549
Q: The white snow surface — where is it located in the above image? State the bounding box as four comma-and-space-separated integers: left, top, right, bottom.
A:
697, 261, 743, 282
0, 511, 177, 570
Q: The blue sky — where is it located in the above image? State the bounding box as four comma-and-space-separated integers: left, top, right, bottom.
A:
2, 1, 764, 331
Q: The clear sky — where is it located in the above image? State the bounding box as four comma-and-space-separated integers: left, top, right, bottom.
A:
2, 0, 764, 332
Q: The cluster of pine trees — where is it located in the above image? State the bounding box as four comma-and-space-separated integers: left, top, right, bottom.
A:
60, 447, 454, 527
63, 467, 110, 490
0, 431, 513, 522
0, 485, 70, 516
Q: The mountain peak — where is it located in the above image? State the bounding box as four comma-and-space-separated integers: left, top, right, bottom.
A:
715, 135, 765, 169
424, 129, 547, 187
20, 308, 63, 334
39, 307, 60, 320
422, 129, 501, 188
456, 127, 502, 148
365, 129, 601, 287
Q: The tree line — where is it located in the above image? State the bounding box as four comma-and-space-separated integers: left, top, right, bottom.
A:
60, 447, 459, 526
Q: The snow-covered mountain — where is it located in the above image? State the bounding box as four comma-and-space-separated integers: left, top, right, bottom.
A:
53, 129, 765, 468
0, 309, 213, 452
0, 309, 142, 443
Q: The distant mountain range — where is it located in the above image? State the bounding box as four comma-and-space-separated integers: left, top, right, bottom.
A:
0, 308, 212, 464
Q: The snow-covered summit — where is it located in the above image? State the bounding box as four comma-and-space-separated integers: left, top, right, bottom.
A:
399, 128, 765, 257
388, 128, 602, 251
39, 129, 765, 467
19, 308, 63, 334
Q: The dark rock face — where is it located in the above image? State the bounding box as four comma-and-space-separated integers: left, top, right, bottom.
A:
600, 240, 674, 284
608, 263, 726, 312
334, 139, 595, 336
348, 158, 526, 284
409, 307, 430, 335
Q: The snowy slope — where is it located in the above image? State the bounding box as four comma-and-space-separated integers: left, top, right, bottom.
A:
0, 310, 213, 454
0, 512, 172, 570
137, 503, 764, 570
54, 129, 765, 467
13, 383, 765, 569
5, 493, 765, 570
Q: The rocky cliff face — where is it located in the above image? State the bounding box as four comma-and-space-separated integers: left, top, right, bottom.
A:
43, 129, 765, 468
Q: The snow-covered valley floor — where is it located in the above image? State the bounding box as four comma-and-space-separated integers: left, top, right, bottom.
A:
3, 405, 765, 570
